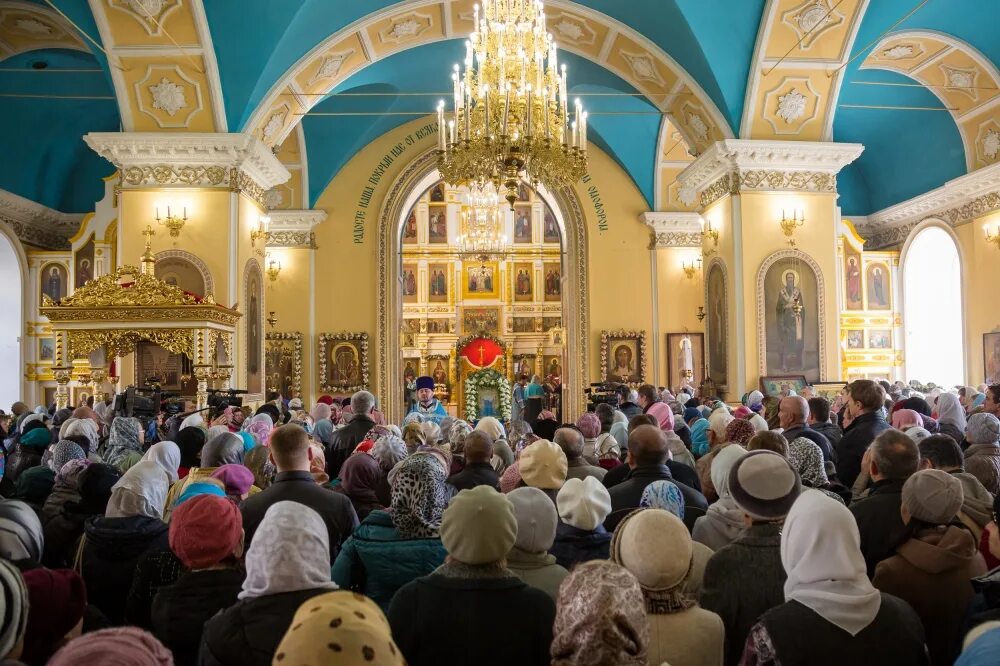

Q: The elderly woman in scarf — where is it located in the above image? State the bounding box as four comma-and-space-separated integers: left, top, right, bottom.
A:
332, 454, 448, 613
244, 444, 275, 491
692, 444, 749, 551
611, 508, 724, 666
201, 502, 338, 665
313, 418, 335, 449
6, 425, 51, 482
551, 560, 648, 666
446, 419, 473, 475
935, 392, 968, 444
163, 432, 247, 519
79, 461, 170, 624
103, 417, 144, 472
401, 422, 426, 454
242, 413, 274, 447
140, 441, 181, 485
39, 442, 89, 521
371, 434, 407, 506
647, 402, 694, 468
891, 408, 924, 431
333, 453, 385, 521
787, 437, 848, 505
740, 491, 927, 665
476, 416, 515, 474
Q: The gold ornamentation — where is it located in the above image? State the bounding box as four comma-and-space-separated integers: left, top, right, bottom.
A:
266, 230, 317, 249
266, 332, 303, 396
58, 265, 197, 307
121, 165, 228, 187
230, 168, 268, 209
68, 329, 192, 359
318, 332, 370, 393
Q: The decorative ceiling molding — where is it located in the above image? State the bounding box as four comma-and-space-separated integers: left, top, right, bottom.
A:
265, 209, 326, 249
0, 188, 82, 249
641, 211, 703, 248
83, 132, 290, 191
0, 1, 88, 60
676, 139, 864, 207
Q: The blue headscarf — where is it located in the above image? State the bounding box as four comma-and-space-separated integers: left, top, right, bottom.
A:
690, 418, 711, 458
237, 431, 256, 452
174, 481, 227, 507
640, 480, 685, 519
957, 624, 1000, 665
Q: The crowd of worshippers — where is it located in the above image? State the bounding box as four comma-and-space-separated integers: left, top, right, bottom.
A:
1, 379, 1000, 665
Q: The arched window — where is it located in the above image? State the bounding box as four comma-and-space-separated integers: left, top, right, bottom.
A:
903, 225, 963, 387
0, 233, 22, 406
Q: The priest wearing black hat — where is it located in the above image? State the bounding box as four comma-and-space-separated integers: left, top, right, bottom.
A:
408, 376, 448, 425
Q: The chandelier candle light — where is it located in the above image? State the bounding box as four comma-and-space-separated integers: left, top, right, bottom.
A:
457, 181, 509, 261
437, 0, 588, 209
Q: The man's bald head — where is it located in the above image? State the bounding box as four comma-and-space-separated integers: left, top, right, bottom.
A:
554, 427, 584, 460
628, 424, 669, 467
778, 395, 809, 429
463, 431, 493, 463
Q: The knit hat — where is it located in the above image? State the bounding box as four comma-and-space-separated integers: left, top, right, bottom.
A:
729, 450, 802, 521
169, 494, 244, 568
19, 426, 51, 450
211, 464, 255, 497
576, 412, 601, 439
0, 499, 43, 562
440, 486, 517, 565
508, 486, 558, 553
557, 476, 612, 531
967, 413, 1000, 445
48, 627, 173, 666
611, 509, 693, 599
317, 394, 335, 405
683, 407, 701, 423
0, 558, 27, 659
902, 469, 964, 524
415, 376, 435, 390
519, 439, 567, 490
21, 568, 87, 665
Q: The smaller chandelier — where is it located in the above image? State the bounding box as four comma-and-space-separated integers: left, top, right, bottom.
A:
437, 0, 588, 209
154, 204, 188, 238
456, 181, 509, 262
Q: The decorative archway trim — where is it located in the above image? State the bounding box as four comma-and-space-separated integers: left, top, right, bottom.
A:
154, 249, 214, 296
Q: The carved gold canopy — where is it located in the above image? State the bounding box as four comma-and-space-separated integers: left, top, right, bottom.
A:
40, 265, 241, 360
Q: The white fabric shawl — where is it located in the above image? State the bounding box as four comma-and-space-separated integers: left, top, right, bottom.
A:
781, 489, 881, 636
935, 392, 968, 430
239, 501, 339, 600
106, 461, 170, 520
140, 441, 181, 484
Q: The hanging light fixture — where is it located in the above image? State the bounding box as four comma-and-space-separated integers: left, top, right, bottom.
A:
437, 0, 588, 209
456, 181, 508, 262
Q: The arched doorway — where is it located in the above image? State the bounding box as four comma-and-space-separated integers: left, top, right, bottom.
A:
902, 223, 964, 387
0, 228, 24, 407
378, 151, 589, 422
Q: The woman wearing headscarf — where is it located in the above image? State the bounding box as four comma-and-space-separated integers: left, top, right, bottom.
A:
401, 421, 426, 454
40, 454, 90, 530
164, 432, 249, 519
242, 413, 274, 447
936, 392, 968, 445
476, 416, 515, 474
788, 437, 851, 505
689, 414, 711, 459
103, 416, 144, 472
13, 464, 56, 510
371, 434, 406, 505
140, 441, 181, 485
740, 491, 928, 666
20, 568, 87, 665
332, 454, 448, 612
508, 420, 534, 456
892, 408, 924, 431
211, 464, 255, 503
612, 507, 725, 666
444, 419, 473, 475
0, 558, 27, 661
647, 402, 694, 468
243, 444, 274, 491
312, 418, 335, 449
200, 501, 338, 666
0, 499, 44, 568
640, 479, 714, 598
333, 452, 385, 521
692, 444, 748, 551
873, 469, 987, 666
48, 626, 173, 666
41, 463, 119, 569
551, 560, 648, 666
175, 425, 205, 480
79, 461, 171, 624
577, 412, 602, 464
6, 425, 51, 482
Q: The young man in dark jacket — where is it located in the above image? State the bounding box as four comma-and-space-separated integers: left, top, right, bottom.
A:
836, 380, 891, 487
808, 395, 843, 448
325, 390, 378, 478
446, 431, 500, 491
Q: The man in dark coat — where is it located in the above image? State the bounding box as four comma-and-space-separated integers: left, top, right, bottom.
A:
616, 385, 642, 420
779, 395, 833, 461
605, 425, 707, 532
808, 395, 842, 449
836, 380, 891, 487
325, 390, 378, 478
242, 424, 358, 563
849, 429, 920, 578
446, 432, 500, 491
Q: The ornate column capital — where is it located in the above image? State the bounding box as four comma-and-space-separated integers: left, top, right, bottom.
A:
0, 188, 81, 250
265, 210, 327, 249
677, 139, 865, 209
641, 212, 704, 248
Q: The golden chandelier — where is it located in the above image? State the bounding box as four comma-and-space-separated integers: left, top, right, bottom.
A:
457, 181, 508, 261
437, 0, 588, 209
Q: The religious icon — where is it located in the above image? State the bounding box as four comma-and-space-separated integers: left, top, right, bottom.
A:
465, 264, 496, 295
666, 332, 704, 392
402, 209, 418, 243
319, 334, 368, 392
866, 262, 891, 310
846, 330, 864, 349
331, 342, 360, 384
246, 266, 263, 393
428, 263, 448, 302
544, 355, 563, 379
985, 333, 1000, 384
868, 330, 891, 349
38, 337, 55, 362
513, 206, 532, 243
430, 183, 446, 202
706, 263, 728, 388
41, 263, 67, 303
266, 333, 302, 398
513, 262, 533, 302
401, 265, 418, 302
75, 236, 95, 288
542, 317, 561, 332
763, 257, 820, 382
462, 307, 500, 335
543, 208, 560, 243
428, 206, 448, 243
845, 253, 862, 310
512, 317, 535, 333
513, 354, 536, 379
426, 319, 450, 334
543, 263, 561, 301
601, 331, 646, 385
517, 181, 530, 202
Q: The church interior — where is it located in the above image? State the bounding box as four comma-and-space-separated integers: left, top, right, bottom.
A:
2, 0, 999, 421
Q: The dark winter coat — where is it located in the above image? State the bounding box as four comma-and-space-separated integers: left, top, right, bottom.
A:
811, 421, 843, 449
849, 478, 907, 578
330, 510, 447, 612
326, 415, 377, 478
605, 464, 708, 532
549, 521, 611, 570
152, 568, 245, 666
447, 462, 500, 492
782, 424, 834, 462
835, 411, 891, 487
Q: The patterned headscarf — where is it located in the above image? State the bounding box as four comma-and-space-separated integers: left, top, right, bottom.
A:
63, 418, 99, 455
639, 480, 685, 519
49, 440, 85, 473
239, 501, 339, 599
787, 437, 829, 487
140, 441, 181, 484
55, 458, 92, 487
103, 417, 142, 469
389, 454, 447, 538
447, 420, 473, 455
243, 413, 274, 446
500, 461, 523, 494
551, 560, 648, 666
725, 419, 757, 446
372, 435, 407, 472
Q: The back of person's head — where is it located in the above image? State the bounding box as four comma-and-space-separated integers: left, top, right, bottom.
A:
507, 486, 558, 554
421, 421, 442, 445
628, 425, 668, 466
269, 424, 310, 469
747, 430, 789, 457
918, 434, 964, 471
708, 409, 734, 441
901, 468, 963, 526
175, 426, 206, 468
871, 429, 921, 481
440, 486, 516, 565
553, 426, 584, 460
463, 431, 493, 463
169, 494, 244, 569
968, 412, 1000, 445
519, 440, 568, 490
351, 390, 375, 416
637, 384, 658, 405
848, 379, 885, 412
594, 403, 615, 432
808, 396, 831, 423
616, 384, 631, 402
557, 476, 612, 531
627, 413, 656, 433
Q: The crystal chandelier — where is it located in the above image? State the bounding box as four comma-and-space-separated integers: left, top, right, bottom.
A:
457, 181, 508, 261
437, 0, 588, 209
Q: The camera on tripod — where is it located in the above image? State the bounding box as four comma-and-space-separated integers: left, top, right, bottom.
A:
584, 382, 622, 411
207, 388, 248, 412
113, 386, 162, 421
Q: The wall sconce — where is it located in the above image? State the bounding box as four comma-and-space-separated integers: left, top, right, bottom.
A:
701, 218, 719, 247
696, 306, 706, 322
780, 209, 805, 246
985, 224, 1000, 250
682, 257, 702, 279
265, 257, 282, 282
154, 205, 188, 237
251, 215, 270, 248
266, 311, 278, 328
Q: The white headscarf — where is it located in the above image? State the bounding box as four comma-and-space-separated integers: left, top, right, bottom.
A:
710, 444, 747, 499
748, 413, 769, 433
239, 501, 339, 600
935, 392, 967, 429
105, 461, 170, 520
206, 425, 229, 443
781, 490, 882, 636
179, 413, 205, 431
63, 418, 99, 454
140, 441, 181, 484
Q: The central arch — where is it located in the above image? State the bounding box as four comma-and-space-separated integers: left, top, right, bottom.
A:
377, 149, 590, 421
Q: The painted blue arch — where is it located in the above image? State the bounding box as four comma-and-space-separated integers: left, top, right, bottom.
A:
303, 41, 658, 207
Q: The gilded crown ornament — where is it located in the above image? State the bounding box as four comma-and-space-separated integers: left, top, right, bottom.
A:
437, 0, 588, 209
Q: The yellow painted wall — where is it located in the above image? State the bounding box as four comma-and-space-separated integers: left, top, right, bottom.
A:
266, 246, 313, 396
654, 245, 705, 386
958, 214, 1000, 382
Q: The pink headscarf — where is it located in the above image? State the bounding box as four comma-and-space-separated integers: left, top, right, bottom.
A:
244, 417, 273, 447
891, 409, 923, 430
500, 461, 522, 493
645, 401, 675, 431
49, 627, 173, 665
733, 405, 752, 420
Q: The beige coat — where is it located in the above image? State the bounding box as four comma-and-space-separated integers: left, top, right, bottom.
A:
964, 442, 1000, 495
646, 607, 725, 666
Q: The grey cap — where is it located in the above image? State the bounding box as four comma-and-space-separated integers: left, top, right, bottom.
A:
902, 469, 964, 524
729, 450, 801, 521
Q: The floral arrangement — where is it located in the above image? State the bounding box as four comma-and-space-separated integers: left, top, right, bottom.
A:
464, 368, 512, 422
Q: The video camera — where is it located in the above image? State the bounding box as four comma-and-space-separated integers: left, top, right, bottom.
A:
113, 386, 162, 420
584, 382, 622, 411
207, 388, 248, 412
